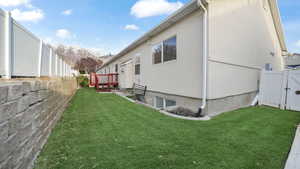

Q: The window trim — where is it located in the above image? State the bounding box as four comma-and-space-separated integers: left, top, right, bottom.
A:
165, 99, 176, 108
154, 96, 164, 109
154, 96, 176, 109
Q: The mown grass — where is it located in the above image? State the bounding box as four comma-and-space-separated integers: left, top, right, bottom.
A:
34, 88, 300, 169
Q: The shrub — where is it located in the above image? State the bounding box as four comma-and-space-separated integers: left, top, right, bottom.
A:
77, 76, 89, 88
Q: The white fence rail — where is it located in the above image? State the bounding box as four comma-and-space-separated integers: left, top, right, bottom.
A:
0, 9, 78, 79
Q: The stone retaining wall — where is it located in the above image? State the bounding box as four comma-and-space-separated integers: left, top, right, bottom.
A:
0, 78, 77, 169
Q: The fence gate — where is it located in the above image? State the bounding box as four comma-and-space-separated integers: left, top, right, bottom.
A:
259, 71, 286, 108
286, 70, 300, 111
259, 70, 300, 111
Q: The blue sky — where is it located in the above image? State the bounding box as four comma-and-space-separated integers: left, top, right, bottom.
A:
0, 0, 299, 55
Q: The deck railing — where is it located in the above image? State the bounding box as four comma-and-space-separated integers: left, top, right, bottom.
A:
90, 73, 119, 91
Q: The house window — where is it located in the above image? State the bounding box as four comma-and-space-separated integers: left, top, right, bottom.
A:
152, 36, 177, 64
155, 97, 164, 109
135, 64, 140, 75
163, 36, 177, 62
153, 43, 162, 64
154, 97, 176, 109
166, 99, 176, 107
115, 64, 118, 73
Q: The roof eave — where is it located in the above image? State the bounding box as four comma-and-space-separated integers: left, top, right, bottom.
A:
269, 0, 287, 52
100, 0, 201, 68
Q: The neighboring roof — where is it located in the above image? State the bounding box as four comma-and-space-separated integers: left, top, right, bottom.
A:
101, 0, 287, 68
285, 53, 300, 66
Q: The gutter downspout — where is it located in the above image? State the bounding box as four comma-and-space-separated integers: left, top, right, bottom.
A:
197, 0, 208, 117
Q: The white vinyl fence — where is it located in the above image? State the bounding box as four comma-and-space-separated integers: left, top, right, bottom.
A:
0, 9, 78, 79
0, 9, 6, 76
259, 70, 300, 112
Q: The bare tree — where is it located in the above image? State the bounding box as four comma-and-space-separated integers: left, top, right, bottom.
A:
54, 44, 103, 72
74, 57, 103, 73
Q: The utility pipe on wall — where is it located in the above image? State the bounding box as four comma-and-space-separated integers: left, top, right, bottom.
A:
197, 0, 208, 117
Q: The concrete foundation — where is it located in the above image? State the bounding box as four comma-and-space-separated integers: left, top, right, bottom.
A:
143, 90, 257, 117
206, 91, 257, 116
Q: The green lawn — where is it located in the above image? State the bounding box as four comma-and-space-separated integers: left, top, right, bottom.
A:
34, 88, 300, 169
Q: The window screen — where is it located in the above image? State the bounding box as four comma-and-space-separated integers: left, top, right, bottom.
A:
163, 36, 177, 62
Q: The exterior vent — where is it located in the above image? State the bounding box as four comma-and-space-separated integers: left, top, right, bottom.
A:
265, 63, 273, 71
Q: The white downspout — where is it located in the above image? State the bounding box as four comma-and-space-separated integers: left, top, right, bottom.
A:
197, 0, 208, 117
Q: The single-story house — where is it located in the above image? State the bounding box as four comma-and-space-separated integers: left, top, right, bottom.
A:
97, 0, 287, 116
285, 53, 300, 69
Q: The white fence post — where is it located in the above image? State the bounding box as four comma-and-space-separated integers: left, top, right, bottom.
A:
66, 64, 69, 77
38, 40, 43, 77
4, 11, 12, 79
280, 70, 289, 109
64, 62, 66, 77
69, 65, 71, 77
62, 61, 64, 77
55, 54, 58, 76
49, 48, 52, 77
60, 58, 63, 77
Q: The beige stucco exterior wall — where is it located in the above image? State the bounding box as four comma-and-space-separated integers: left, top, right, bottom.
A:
207, 0, 284, 99
102, 10, 204, 99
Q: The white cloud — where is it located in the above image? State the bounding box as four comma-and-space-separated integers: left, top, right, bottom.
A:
56, 29, 73, 39
124, 24, 139, 30
87, 47, 107, 56
131, 0, 183, 18
62, 9, 72, 16
0, 0, 30, 7
295, 40, 300, 47
11, 9, 44, 22
43, 37, 58, 46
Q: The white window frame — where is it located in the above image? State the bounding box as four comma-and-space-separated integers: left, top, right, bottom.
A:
154, 96, 176, 109
152, 42, 163, 64
165, 99, 176, 107
152, 35, 177, 65
154, 96, 165, 109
